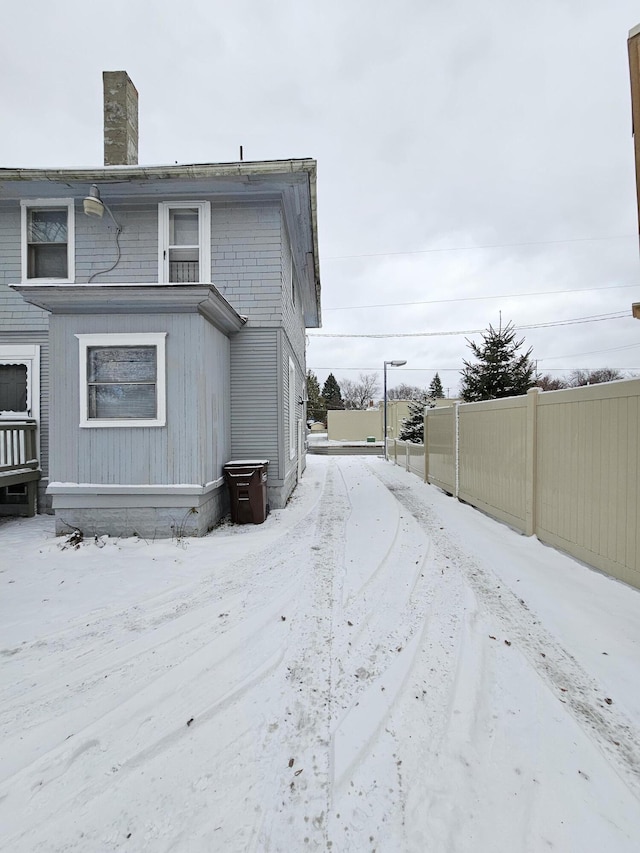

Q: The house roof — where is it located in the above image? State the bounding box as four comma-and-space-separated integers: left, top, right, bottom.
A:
0, 158, 321, 327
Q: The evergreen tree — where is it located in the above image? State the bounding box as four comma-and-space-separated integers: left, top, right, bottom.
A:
428, 373, 445, 398
322, 372, 344, 411
460, 322, 535, 402
399, 396, 433, 443
306, 370, 325, 422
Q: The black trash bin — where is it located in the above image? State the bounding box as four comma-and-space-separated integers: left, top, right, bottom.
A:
224, 459, 269, 524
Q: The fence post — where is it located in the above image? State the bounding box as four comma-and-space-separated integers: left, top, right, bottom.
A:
454, 402, 460, 499
423, 409, 429, 483
525, 388, 539, 536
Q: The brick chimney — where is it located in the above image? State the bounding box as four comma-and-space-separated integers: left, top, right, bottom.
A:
103, 71, 138, 166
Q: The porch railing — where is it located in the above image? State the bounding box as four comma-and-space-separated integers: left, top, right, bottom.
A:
0, 419, 40, 516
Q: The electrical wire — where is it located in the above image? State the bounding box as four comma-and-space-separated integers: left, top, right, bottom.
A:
308, 311, 629, 339
323, 282, 638, 312
88, 204, 123, 283
323, 234, 636, 261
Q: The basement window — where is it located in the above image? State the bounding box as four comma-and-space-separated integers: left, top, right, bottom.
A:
76, 333, 167, 428
21, 199, 75, 282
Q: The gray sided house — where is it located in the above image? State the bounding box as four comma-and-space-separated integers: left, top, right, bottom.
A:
0, 72, 321, 536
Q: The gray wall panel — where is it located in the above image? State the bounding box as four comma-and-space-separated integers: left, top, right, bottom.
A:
230, 328, 279, 472
49, 313, 231, 487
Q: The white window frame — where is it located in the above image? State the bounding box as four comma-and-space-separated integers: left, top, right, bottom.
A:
76, 333, 167, 428
289, 357, 296, 460
0, 345, 40, 421
20, 198, 75, 283
158, 201, 211, 284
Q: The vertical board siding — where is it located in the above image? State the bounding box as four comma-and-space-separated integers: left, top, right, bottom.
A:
230, 328, 279, 470
426, 406, 456, 493
49, 313, 230, 486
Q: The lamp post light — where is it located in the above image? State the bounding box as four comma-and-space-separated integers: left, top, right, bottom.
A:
383, 359, 407, 460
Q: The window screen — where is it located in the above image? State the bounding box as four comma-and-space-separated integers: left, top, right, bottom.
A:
168, 208, 199, 282
27, 208, 68, 278
87, 346, 157, 419
0, 364, 28, 412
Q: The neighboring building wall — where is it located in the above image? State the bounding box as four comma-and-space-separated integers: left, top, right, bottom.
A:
386, 401, 412, 439
327, 402, 416, 442
328, 410, 382, 441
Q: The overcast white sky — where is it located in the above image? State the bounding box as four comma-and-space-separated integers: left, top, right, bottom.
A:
2, 0, 639, 395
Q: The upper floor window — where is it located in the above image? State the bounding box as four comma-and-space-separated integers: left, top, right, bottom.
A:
158, 202, 210, 284
20, 199, 75, 282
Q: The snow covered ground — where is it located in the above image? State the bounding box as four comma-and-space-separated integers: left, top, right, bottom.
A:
1, 455, 639, 852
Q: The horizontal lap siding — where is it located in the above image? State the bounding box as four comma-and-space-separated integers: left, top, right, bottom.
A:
50, 313, 228, 486
75, 205, 157, 283
230, 329, 279, 472
0, 203, 48, 332
212, 203, 283, 325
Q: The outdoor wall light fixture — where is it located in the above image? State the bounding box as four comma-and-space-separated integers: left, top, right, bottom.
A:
383, 359, 407, 461
81, 184, 123, 282
83, 184, 105, 218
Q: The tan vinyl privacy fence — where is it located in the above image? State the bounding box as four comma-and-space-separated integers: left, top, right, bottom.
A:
388, 438, 427, 480
387, 379, 640, 590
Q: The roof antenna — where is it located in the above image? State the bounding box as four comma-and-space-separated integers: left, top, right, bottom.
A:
239, 145, 244, 161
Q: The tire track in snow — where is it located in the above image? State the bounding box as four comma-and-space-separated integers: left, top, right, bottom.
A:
0, 507, 329, 783
371, 461, 640, 803
324, 458, 440, 850
255, 459, 348, 851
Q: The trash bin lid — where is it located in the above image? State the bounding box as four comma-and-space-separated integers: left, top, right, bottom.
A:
225, 459, 269, 466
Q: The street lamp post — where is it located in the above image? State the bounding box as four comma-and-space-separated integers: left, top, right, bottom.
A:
383, 359, 407, 460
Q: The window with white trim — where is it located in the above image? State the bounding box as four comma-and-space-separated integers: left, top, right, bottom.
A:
158, 202, 210, 283
289, 357, 296, 460
0, 345, 40, 420
21, 199, 75, 282
76, 333, 167, 428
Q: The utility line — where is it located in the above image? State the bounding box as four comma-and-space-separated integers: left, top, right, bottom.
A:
323, 234, 636, 261
308, 366, 639, 373
539, 342, 640, 361
323, 282, 638, 312
308, 312, 628, 339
